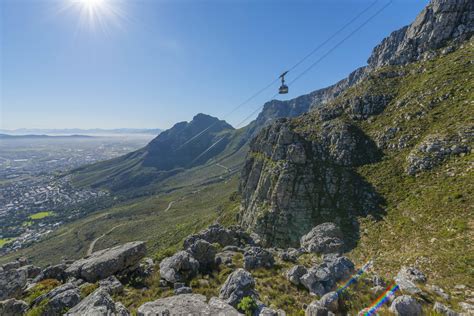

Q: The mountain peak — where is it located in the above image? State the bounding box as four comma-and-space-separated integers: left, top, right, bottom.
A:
190, 113, 234, 130
367, 0, 473, 68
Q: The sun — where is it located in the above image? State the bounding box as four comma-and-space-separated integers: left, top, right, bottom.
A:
65, 0, 125, 32
78, 0, 106, 10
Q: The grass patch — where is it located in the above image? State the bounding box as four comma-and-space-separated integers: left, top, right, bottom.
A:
0, 238, 14, 247
29, 211, 55, 220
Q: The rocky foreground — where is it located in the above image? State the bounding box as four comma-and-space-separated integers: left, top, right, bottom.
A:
1, 223, 472, 315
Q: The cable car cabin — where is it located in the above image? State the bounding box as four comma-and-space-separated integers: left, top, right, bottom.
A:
279, 84, 288, 94
279, 71, 289, 94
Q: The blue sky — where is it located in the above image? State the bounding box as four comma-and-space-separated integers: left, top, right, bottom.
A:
1, 0, 428, 130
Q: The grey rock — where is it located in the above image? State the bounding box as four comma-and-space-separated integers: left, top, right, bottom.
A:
1, 261, 20, 271
395, 266, 426, 294
183, 224, 255, 249
174, 286, 193, 295
390, 295, 422, 316
186, 239, 216, 272
159, 250, 199, 283
318, 291, 339, 313
433, 302, 459, 316
115, 302, 131, 316
322, 255, 354, 281
243, 247, 275, 270
99, 275, 123, 295
66, 288, 129, 316
137, 294, 242, 316
300, 223, 344, 254
298, 255, 354, 296
18, 265, 41, 279
300, 271, 326, 296
0, 298, 28, 316
259, 306, 286, 316
459, 302, 474, 313
0, 266, 27, 300
285, 265, 308, 285
372, 274, 386, 287
368, 0, 474, 68
306, 301, 330, 316
428, 284, 450, 300
219, 268, 257, 307
223, 246, 245, 253
66, 241, 147, 282
406, 132, 470, 175
34, 263, 68, 283
32, 283, 81, 316
278, 248, 304, 262
216, 251, 237, 267
239, 118, 381, 248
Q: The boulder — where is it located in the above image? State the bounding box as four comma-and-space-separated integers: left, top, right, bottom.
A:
99, 275, 123, 294
32, 283, 81, 315
34, 263, 68, 282
395, 266, 426, 294
428, 284, 450, 300
1, 262, 20, 271
18, 265, 42, 279
183, 224, 254, 248
298, 255, 354, 296
318, 292, 339, 313
323, 255, 354, 281
285, 265, 307, 285
115, 302, 130, 316
0, 266, 28, 300
159, 251, 199, 284
300, 271, 326, 296
278, 248, 304, 262
243, 247, 275, 270
433, 302, 459, 316
300, 223, 344, 254
137, 294, 242, 316
396, 266, 427, 283
389, 295, 422, 316
175, 286, 193, 295
219, 268, 257, 307
459, 302, 474, 314
216, 251, 237, 267
186, 239, 217, 272
0, 298, 28, 316
66, 241, 147, 282
306, 301, 330, 316
223, 246, 245, 253
65, 288, 130, 316
259, 306, 286, 315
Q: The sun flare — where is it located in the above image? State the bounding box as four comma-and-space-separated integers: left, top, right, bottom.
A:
66, 0, 125, 32
78, 0, 106, 10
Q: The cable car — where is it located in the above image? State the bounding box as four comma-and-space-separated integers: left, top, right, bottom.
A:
279, 71, 289, 94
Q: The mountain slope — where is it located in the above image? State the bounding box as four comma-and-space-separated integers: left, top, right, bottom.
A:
71, 114, 235, 191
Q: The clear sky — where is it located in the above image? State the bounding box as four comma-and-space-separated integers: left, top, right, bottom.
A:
1, 0, 428, 130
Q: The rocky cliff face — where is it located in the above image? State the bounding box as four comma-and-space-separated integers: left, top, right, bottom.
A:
238, 0, 473, 248
367, 0, 473, 68
239, 117, 383, 247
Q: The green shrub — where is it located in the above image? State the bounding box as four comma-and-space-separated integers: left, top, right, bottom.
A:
238, 296, 258, 316
80, 283, 99, 298
24, 279, 61, 304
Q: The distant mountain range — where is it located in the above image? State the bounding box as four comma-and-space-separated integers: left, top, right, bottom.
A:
0, 133, 95, 139
71, 114, 238, 191
0, 128, 162, 136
